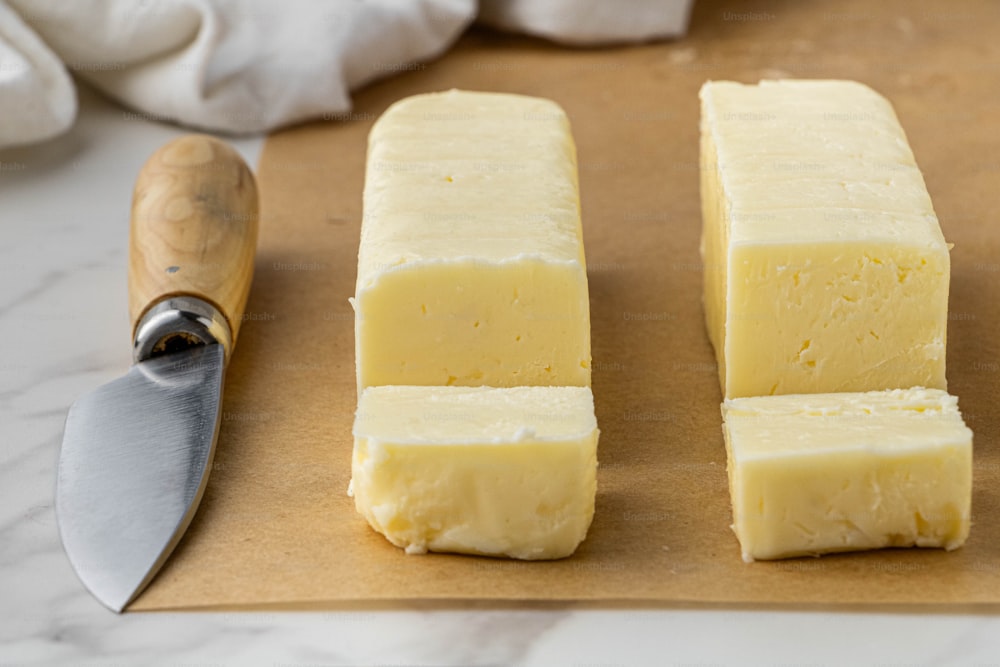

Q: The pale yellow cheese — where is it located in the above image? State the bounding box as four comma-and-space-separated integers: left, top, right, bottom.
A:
700, 80, 950, 399
722, 387, 972, 562
351, 385, 599, 559
354, 90, 591, 390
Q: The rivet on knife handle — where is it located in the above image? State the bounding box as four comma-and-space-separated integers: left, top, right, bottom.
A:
128, 134, 259, 363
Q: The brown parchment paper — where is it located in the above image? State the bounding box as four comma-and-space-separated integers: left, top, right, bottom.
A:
131, 0, 1000, 610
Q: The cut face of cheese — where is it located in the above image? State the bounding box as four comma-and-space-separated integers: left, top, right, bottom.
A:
354, 90, 591, 390
700, 80, 950, 399
722, 387, 973, 562
351, 385, 599, 560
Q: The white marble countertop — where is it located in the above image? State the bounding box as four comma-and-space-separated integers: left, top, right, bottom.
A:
2, 87, 999, 667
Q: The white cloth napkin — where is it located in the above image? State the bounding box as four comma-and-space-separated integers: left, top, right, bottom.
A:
479, 0, 693, 45
0, 0, 692, 149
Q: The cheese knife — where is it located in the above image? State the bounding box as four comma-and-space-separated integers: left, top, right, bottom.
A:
56, 135, 259, 612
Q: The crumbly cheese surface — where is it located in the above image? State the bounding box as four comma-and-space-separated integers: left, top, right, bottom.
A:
355, 90, 591, 390
722, 387, 972, 562
351, 385, 599, 560
700, 80, 950, 398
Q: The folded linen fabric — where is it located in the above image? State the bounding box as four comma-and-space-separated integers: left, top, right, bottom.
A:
0, 0, 692, 149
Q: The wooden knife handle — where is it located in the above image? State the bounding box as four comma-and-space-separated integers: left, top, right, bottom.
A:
128, 135, 259, 349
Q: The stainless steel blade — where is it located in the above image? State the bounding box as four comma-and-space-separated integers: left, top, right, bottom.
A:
56, 343, 225, 612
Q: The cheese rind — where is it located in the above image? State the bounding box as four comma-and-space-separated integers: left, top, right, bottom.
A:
351, 385, 599, 560
722, 387, 973, 562
355, 90, 591, 390
700, 80, 950, 398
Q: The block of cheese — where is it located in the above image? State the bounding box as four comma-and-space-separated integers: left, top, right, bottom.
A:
722, 387, 972, 562
354, 90, 591, 390
700, 80, 950, 399
351, 385, 599, 559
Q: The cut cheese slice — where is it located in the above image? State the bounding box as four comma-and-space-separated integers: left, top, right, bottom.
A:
722, 387, 973, 562
700, 80, 950, 398
354, 89, 591, 390
351, 385, 599, 559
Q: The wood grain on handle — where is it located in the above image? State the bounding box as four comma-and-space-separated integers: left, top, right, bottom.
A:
129, 135, 259, 345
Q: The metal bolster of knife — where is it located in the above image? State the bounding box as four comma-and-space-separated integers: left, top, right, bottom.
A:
132, 296, 233, 365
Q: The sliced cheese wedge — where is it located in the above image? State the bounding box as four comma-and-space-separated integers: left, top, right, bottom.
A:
354, 89, 591, 390
722, 387, 973, 562
351, 385, 599, 559
700, 80, 950, 398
